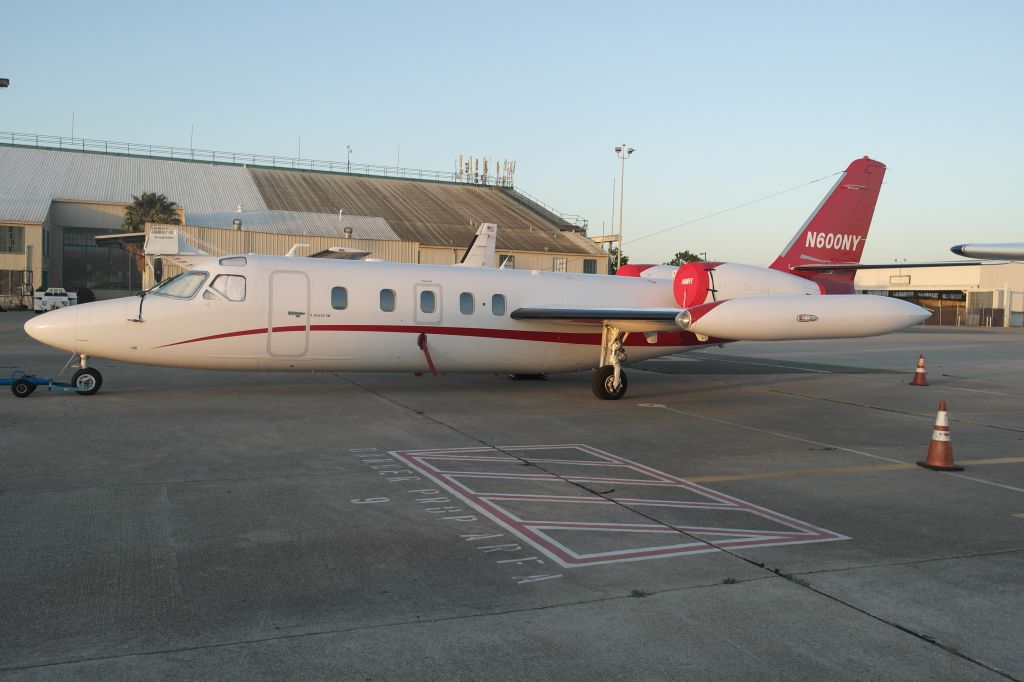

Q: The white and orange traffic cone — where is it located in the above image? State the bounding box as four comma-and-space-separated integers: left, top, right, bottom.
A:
910, 353, 928, 386
917, 400, 962, 471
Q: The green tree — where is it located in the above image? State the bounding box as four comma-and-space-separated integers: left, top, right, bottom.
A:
123, 192, 181, 231
122, 193, 180, 292
665, 250, 704, 266
607, 247, 629, 274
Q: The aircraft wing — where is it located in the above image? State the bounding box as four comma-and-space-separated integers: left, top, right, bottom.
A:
512, 294, 929, 340
511, 306, 682, 332
951, 243, 1024, 260
792, 261, 989, 272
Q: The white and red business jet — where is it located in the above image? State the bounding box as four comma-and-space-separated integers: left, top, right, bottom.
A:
25, 156, 928, 399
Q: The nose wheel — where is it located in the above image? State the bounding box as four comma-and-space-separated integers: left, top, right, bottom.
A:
71, 368, 103, 395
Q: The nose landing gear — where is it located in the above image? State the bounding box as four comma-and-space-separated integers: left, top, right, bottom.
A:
71, 367, 103, 395
71, 354, 102, 395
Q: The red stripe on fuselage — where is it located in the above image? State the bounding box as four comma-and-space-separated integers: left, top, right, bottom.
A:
156, 327, 268, 348
156, 324, 710, 349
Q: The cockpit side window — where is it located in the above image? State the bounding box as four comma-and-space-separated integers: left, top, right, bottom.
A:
205, 274, 246, 301
152, 271, 208, 299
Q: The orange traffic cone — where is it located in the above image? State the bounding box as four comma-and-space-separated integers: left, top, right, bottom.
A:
917, 400, 962, 471
910, 354, 928, 386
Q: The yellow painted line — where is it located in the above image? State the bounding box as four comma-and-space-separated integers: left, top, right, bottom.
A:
686, 456, 1024, 483
1014, 513, 1024, 520
765, 389, 1024, 434
958, 456, 1024, 466
687, 464, 913, 483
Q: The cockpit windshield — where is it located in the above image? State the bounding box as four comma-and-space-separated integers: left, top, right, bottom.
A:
151, 271, 209, 299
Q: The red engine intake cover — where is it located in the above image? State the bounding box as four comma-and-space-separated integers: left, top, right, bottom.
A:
673, 262, 722, 307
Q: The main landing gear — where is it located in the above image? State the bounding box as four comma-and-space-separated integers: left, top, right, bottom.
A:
592, 324, 628, 400
71, 354, 102, 396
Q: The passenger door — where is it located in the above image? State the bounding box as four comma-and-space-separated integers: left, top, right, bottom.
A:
414, 284, 442, 325
268, 271, 309, 356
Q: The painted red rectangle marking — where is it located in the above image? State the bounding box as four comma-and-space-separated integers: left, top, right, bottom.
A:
392, 444, 847, 568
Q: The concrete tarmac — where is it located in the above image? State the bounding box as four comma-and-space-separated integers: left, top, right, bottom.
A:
1, 310, 1022, 681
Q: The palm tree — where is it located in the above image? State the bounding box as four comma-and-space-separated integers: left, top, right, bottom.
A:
123, 192, 181, 231
122, 193, 181, 291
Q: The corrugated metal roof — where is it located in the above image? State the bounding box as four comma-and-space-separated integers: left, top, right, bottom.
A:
0, 146, 268, 224
186, 210, 399, 240
0, 195, 49, 224
250, 169, 604, 255
0, 146, 600, 256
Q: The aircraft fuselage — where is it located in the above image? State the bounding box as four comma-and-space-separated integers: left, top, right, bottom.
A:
27, 255, 707, 375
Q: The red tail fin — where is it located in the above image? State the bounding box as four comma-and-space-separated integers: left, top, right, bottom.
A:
769, 157, 886, 289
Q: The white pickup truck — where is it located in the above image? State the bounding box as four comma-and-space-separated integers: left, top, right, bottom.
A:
33, 288, 78, 313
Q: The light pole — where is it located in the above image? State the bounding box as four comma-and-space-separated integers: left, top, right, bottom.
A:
614, 143, 635, 272
346, 145, 352, 172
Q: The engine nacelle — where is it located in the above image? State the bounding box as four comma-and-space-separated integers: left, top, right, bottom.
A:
672, 262, 820, 307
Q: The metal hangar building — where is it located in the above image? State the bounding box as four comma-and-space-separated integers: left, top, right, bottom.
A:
0, 133, 606, 305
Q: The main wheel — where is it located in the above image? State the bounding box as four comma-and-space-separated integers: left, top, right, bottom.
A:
71, 368, 103, 395
591, 366, 628, 400
11, 379, 35, 398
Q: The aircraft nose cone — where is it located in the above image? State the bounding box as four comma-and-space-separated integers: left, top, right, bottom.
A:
24, 306, 79, 352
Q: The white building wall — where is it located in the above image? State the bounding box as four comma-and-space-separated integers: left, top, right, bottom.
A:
855, 263, 1024, 327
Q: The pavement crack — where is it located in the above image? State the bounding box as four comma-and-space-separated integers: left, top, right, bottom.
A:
334, 375, 1020, 681
336, 374, 796, 569
0, 579, 760, 674
782, 574, 1019, 680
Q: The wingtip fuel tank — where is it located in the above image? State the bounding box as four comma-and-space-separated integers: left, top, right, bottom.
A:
676, 295, 930, 341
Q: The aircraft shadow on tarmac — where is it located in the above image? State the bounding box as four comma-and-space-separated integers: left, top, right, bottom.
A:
635, 354, 901, 375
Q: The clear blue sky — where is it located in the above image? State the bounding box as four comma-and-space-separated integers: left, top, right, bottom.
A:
2, 1, 1021, 264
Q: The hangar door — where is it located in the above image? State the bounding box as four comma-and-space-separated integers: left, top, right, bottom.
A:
269, 271, 309, 356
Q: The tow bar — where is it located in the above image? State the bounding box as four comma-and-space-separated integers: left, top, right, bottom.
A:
2, 361, 103, 398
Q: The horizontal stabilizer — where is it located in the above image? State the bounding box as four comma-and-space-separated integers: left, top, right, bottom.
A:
143, 226, 210, 256
94, 232, 146, 249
